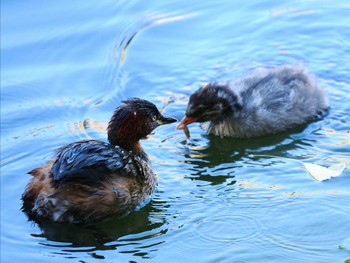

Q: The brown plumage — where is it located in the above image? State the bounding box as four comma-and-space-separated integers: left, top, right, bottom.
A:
22, 98, 176, 225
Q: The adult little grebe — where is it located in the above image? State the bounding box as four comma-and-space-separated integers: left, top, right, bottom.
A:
177, 65, 329, 138
22, 98, 176, 224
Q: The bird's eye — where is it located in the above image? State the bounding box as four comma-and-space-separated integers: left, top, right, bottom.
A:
214, 103, 223, 110
152, 115, 157, 121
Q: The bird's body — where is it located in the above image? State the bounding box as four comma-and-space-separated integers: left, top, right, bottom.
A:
22, 99, 176, 224
178, 65, 329, 138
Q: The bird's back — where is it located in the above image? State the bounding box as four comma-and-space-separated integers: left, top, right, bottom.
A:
208, 65, 329, 137
22, 140, 156, 224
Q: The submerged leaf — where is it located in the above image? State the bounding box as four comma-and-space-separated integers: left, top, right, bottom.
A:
251, 154, 347, 182
303, 162, 346, 182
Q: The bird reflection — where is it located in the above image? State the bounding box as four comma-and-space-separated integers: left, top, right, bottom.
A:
25, 199, 167, 251
179, 126, 309, 185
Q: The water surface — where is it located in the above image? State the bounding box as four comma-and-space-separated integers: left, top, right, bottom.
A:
1, 0, 350, 262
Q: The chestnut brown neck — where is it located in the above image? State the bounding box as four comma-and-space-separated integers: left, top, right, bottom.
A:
107, 108, 146, 153
115, 140, 143, 153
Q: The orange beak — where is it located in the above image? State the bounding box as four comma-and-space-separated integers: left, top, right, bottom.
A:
176, 116, 197, 130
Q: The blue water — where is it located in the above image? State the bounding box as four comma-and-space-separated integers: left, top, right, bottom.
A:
1, 0, 350, 262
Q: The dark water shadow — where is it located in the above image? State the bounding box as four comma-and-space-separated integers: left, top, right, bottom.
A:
185, 124, 311, 163
26, 200, 167, 252
179, 124, 312, 185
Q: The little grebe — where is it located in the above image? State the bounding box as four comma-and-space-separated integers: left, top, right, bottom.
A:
177, 65, 329, 138
22, 98, 176, 224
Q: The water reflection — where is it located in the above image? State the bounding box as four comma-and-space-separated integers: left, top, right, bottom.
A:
115, 14, 193, 65
26, 199, 168, 257
183, 124, 310, 157
178, 126, 312, 178
3, 0, 350, 262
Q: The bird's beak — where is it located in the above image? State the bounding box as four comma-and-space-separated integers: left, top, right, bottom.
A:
176, 116, 197, 130
157, 115, 177, 125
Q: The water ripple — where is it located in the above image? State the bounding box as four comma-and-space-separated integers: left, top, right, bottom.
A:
114, 13, 193, 65
196, 212, 264, 246
2, 1, 350, 262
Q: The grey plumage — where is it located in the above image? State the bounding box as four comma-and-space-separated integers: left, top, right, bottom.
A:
184, 65, 329, 138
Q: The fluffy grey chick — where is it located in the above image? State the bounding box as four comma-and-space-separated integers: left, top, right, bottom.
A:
177, 65, 329, 138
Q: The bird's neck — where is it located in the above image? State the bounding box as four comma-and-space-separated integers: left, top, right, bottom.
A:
120, 140, 144, 153
108, 130, 144, 153
107, 122, 145, 153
